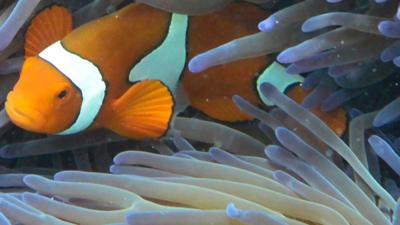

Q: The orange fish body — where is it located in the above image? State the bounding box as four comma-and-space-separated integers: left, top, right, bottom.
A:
6, 3, 346, 139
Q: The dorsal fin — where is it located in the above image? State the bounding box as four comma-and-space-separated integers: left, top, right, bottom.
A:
24, 5, 73, 57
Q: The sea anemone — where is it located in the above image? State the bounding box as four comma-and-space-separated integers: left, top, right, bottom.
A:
0, 82, 398, 224
0, 1, 399, 225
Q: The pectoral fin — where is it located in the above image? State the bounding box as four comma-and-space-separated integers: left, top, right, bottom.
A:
107, 80, 174, 139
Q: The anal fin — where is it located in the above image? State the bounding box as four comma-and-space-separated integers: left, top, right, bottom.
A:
107, 80, 174, 139
24, 5, 73, 57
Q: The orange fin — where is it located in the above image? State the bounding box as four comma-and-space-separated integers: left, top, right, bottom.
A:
107, 80, 174, 139
24, 5, 73, 57
286, 85, 347, 137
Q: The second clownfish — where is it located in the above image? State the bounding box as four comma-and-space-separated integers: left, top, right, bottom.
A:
5, 3, 346, 139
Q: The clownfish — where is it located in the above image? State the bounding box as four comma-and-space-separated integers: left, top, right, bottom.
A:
5, 3, 346, 139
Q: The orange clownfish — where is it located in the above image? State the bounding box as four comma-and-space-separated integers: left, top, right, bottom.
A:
5, 3, 346, 139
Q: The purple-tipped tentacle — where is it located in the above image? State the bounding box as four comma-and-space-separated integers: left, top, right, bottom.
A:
232, 95, 282, 129
286, 36, 390, 74
302, 12, 383, 34
226, 203, 288, 225
260, 82, 396, 209
334, 60, 395, 89
278, 28, 365, 64
379, 20, 400, 38
302, 71, 323, 91
173, 135, 196, 151
209, 147, 273, 178
321, 88, 363, 112
302, 77, 337, 109
258, 0, 329, 32
265, 145, 353, 207
373, 97, 400, 127
328, 63, 361, 78
368, 135, 400, 176
381, 41, 400, 62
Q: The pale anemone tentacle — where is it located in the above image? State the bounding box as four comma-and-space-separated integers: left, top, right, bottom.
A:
0, 31, 23, 65
125, 209, 242, 225
188, 22, 311, 73
226, 203, 288, 225
0, 109, 11, 137
258, 0, 335, 32
394, 198, 400, 225
176, 150, 278, 171
0, 130, 126, 159
0, 56, 22, 75
273, 171, 373, 225
301, 12, 386, 34
265, 145, 356, 209
0, 174, 28, 188
277, 28, 368, 64
284, 36, 392, 74
348, 111, 378, 201
53, 171, 303, 225
148, 140, 175, 156
272, 127, 390, 225
0, 194, 72, 225
277, 0, 398, 72
22, 175, 186, 225
208, 147, 275, 179
270, 109, 325, 146
56, 170, 348, 225
233, 96, 327, 151
157, 177, 352, 224
232, 95, 283, 129
0, 0, 40, 51
260, 83, 396, 209
0, 212, 11, 225
174, 117, 265, 156
108, 164, 186, 177
174, 151, 216, 162
111, 151, 296, 197
172, 134, 197, 151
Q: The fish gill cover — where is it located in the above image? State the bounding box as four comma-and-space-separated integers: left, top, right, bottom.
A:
0, 0, 398, 224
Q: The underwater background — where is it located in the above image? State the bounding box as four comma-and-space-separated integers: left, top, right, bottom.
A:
0, 0, 399, 224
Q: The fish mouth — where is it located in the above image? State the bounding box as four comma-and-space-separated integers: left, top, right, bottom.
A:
5, 100, 46, 132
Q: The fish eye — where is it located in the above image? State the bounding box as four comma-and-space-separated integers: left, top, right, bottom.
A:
57, 90, 68, 99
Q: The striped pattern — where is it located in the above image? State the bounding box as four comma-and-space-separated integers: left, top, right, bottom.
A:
39, 41, 106, 135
